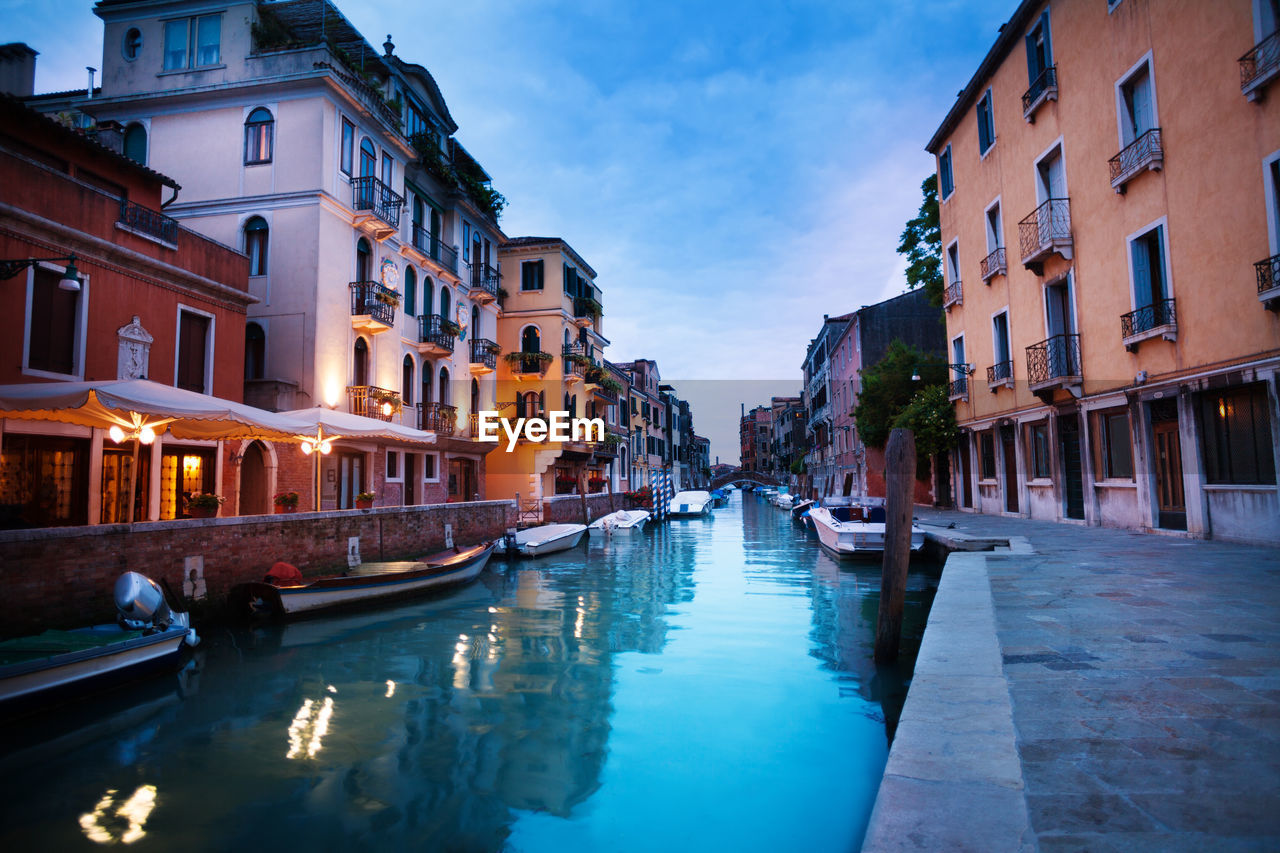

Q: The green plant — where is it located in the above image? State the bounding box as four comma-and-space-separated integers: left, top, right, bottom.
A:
355, 491, 376, 502
187, 493, 224, 510
273, 491, 300, 507
893, 384, 959, 474
440, 318, 461, 336
564, 352, 594, 367
852, 340, 948, 451
898, 174, 943, 308
597, 375, 624, 395
375, 289, 400, 308
505, 351, 553, 370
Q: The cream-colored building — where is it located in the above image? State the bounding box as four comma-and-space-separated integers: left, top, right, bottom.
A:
928, 0, 1280, 544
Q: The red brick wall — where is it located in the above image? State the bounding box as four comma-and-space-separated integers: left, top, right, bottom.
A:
541, 493, 618, 524
865, 446, 936, 505
0, 499, 517, 638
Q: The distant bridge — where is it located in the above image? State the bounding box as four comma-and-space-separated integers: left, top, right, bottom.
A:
709, 469, 782, 491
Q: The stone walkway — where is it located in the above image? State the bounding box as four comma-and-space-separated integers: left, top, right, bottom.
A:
863, 509, 1280, 852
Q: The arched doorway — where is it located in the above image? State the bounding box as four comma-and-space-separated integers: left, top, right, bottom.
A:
470, 377, 480, 419
440, 286, 451, 323
354, 337, 369, 387
239, 440, 270, 515
439, 366, 450, 405
521, 326, 540, 353
356, 238, 372, 282
402, 355, 415, 408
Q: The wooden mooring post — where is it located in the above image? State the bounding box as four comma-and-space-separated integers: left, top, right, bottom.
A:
875, 428, 916, 664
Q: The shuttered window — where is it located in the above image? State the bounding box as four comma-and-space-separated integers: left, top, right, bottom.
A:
177, 311, 210, 393
28, 266, 79, 375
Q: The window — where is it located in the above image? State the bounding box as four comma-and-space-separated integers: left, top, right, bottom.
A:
1197, 384, 1276, 485
1036, 145, 1066, 202
245, 216, 268, 276
939, 144, 954, 199
244, 108, 273, 164
521, 326, 540, 353
522, 259, 544, 291
245, 322, 265, 380
123, 123, 147, 165
1119, 64, 1155, 147
1093, 408, 1134, 480
1026, 12, 1053, 85
985, 202, 1003, 252
564, 263, 580, 296
163, 14, 221, 71
424, 452, 438, 481
1129, 223, 1168, 309
359, 138, 376, 178
977, 89, 995, 154
26, 264, 84, 377
992, 310, 1011, 367
1027, 422, 1051, 479
402, 355, 414, 407
946, 242, 960, 285
386, 450, 400, 481
341, 118, 354, 175
462, 222, 471, 261
176, 309, 212, 393
404, 265, 416, 316
980, 431, 996, 480
122, 28, 142, 61
381, 152, 393, 186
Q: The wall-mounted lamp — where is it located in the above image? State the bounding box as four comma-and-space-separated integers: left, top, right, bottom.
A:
0, 255, 82, 291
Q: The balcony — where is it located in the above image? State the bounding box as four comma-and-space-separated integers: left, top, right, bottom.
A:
980, 247, 1007, 283
1256, 254, 1280, 310
1109, 128, 1164, 192
467, 262, 500, 304
506, 351, 552, 380
1241, 30, 1280, 101
417, 314, 456, 357
987, 360, 1014, 392
469, 338, 499, 374
1026, 334, 1082, 400
118, 199, 178, 246
1120, 299, 1178, 350
348, 385, 401, 422
410, 225, 459, 277
572, 296, 602, 327
1022, 65, 1058, 122
948, 376, 969, 402
1018, 198, 1072, 274
351, 176, 403, 239
350, 281, 396, 333
943, 280, 963, 311
420, 401, 457, 436
562, 347, 589, 384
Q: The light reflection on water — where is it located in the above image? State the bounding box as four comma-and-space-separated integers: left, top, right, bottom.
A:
0, 492, 938, 852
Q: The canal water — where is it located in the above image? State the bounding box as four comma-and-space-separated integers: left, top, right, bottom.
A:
0, 491, 940, 852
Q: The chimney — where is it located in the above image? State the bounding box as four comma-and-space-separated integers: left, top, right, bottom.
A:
0, 43, 38, 98
95, 119, 124, 154
85, 66, 96, 99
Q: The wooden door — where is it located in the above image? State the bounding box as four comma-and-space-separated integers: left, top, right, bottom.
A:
1153, 420, 1186, 530
1001, 426, 1019, 513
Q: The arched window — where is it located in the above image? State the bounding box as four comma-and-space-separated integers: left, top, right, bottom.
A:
359, 138, 376, 177
244, 107, 273, 164
439, 286, 451, 322
244, 322, 265, 380
471, 305, 480, 338
470, 378, 479, 415
404, 266, 417, 317
521, 326, 540, 354
563, 328, 570, 350
421, 364, 433, 405
564, 392, 571, 414
353, 337, 369, 387
356, 238, 372, 281
123, 123, 147, 164
438, 366, 450, 405
472, 232, 483, 271
122, 28, 142, 61
244, 216, 268, 276
423, 276, 434, 318
402, 355, 415, 406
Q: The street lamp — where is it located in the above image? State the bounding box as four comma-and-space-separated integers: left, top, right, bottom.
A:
0, 255, 82, 291
912, 363, 975, 382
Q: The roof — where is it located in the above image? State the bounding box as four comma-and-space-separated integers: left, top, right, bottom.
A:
926, 0, 1041, 154
244, 0, 391, 78
502, 236, 598, 279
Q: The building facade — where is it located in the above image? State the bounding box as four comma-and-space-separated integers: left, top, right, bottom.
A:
801, 313, 852, 498
927, 0, 1280, 544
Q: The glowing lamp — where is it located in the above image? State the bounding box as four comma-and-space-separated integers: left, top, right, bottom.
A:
109, 425, 125, 443
319, 440, 333, 455
140, 426, 156, 444
381, 401, 393, 417
301, 442, 313, 455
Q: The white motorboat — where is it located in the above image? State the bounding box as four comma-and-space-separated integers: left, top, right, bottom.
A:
772, 493, 795, 509
507, 523, 588, 556
790, 499, 816, 522
588, 510, 650, 535
807, 505, 925, 559
668, 490, 714, 517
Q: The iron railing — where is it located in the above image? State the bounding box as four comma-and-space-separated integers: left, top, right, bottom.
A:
1241, 30, 1280, 93
1121, 298, 1177, 339
943, 280, 963, 309
980, 247, 1006, 281
348, 385, 400, 422
469, 337, 498, 369
1026, 334, 1081, 386
1256, 253, 1280, 294
948, 376, 969, 400
418, 314, 456, 353
351, 175, 404, 228
573, 296, 602, 321
350, 281, 396, 326
1018, 198, 1071, 263
411, 225, 459, 274
119, 199, 178, 244
1022, 65, 1058, 115
1109, 128, 1163, 187
987, 360, 1014, 385
468, 261, 501, 298
421, 401, 457, 435
562, 347, 588, 379
509, 351, 551, 376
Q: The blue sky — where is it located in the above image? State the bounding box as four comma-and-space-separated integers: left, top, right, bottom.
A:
2, 0, 1010, 462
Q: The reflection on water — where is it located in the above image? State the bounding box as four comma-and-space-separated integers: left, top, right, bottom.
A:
0, 492, 939, 852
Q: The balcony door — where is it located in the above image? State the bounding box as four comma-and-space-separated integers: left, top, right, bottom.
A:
1045, 276, 1074, 377
1037, 149, 1066, 203
353, 338, 369, 388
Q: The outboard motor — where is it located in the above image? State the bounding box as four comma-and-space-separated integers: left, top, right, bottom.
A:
503, 529, 519, 554
114, 571, 172, 631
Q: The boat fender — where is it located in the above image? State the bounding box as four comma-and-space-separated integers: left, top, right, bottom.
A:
184, 629, 200, 647
266, 562, 303, 585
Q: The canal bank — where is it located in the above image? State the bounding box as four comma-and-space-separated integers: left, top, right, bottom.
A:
863, 508, 1280, 852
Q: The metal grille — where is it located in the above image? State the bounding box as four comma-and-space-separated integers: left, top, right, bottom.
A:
987, 360, 1013, 384
349, 281, 396, 326
468, 262, 501, 298
418, 314, 456, 352
469, 338, 498, 369
1120, 299, 1177, 339
948, 376, 969, 399
351, 175, 404, 228
119, 200, 178, 244
421, 402, 457, 435
1026, 334, 1081, 385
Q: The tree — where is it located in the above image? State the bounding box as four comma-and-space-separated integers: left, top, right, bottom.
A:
898, 175, 942, 308
852, 340, 947, 452
893, 384, 958, 470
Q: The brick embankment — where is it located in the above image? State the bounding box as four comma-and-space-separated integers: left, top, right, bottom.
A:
541, 493, 619, 524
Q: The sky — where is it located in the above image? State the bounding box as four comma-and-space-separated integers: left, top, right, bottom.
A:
1, 0, 1011, 463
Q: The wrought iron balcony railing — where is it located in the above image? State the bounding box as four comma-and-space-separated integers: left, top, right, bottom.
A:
508, 351, 552, 377
987, 360, 1014, 387
980, 247, 1006, 282
469, 337, 498, 370
943, 280, 963, 310
573, 296, 602, 321
418, 313, 456, 353
1018, 198, 1072, 269
1257, 253, 1280, 295
411, 225, 459, 274
1120, 298, 1177, 345
348, 385, 400, 422
1026, 334, 1082, 388
468, 262, 501, 298
1109, 128, 1163, 191
421, 401, 457, 435
1241, 30, 1280, 99
351, 175, 404, 228
350, 281, 396, 326
948, 376, 969, 401
1022, 65, 1058, 119
119, 199, 178, 244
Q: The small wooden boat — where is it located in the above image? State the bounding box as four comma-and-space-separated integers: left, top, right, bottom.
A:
232, 541, 497, 618
587, 510, 650, 535
790, 499, 816, 522
668, 490, 714, 517
807, 505, 925, 559
504, 524, 588, 556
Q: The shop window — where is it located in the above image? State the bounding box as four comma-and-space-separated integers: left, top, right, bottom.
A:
1092, 408, 1134, 480
1197, 384, 1277, 485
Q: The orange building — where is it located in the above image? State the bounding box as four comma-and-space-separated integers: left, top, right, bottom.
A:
927, 0, 1280, 544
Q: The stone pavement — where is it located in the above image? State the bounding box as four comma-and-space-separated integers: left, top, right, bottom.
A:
862, 509, 1280, 852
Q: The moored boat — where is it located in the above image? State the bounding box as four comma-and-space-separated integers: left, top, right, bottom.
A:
505, 523, 588, 556
232, 541, 497, 618
807, 505, 925, 559
790, 498, 815, 522
668, 490, 714, 517
587, 510, 650, 535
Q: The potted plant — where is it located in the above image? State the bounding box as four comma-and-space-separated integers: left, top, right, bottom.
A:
624, 485, 653, 511
355, 490, 376, 509
374, 289, 400, 308
186, 493, 224, 519
273, 491, 300, 513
